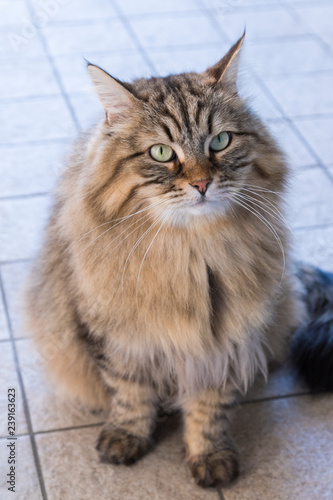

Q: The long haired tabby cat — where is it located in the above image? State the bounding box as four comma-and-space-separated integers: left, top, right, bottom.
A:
25, 34, 333, 488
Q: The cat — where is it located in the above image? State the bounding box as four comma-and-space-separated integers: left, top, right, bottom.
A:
24, 33, 333, 488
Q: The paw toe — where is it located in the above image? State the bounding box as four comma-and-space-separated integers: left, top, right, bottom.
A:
96, 425, 150, 465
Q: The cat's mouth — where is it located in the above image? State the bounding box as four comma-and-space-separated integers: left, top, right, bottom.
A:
185, 196, 224, 217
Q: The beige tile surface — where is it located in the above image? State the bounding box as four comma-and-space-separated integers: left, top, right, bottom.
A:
0, 197, 51, 262
1, 1, 333, 499
16, 340, 108, 433
294, 226, 333, 272
289, 167, 333, 228
0, 341, 28, 437
0, 295, 9, 340
245, 363, 307, 403
223, 395, 333, 500
1, 261, 32, 338
266, 119, 318, 171
0, 435, 42, 500
36, 421, 219, 500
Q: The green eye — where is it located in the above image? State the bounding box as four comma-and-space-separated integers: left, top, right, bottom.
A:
149, 144, 175, 162
209, 132, 232, 152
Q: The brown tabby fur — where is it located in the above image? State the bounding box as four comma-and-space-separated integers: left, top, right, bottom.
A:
24, 35, 307, 488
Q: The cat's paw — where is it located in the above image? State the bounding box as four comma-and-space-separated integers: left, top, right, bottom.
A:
96, 425, 150, 465
188, 448, 239, 488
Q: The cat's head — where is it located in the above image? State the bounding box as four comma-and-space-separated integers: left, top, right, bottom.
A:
87, 34, 286, 226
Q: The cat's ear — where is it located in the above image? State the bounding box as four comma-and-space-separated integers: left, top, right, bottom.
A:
203, 32, 245, 87
87, 63, 139, 123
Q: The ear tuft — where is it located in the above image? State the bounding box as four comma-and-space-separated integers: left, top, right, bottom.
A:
203, 31, 245, 88
87, 63, 138, 122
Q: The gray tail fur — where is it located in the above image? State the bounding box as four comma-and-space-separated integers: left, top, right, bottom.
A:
291, 264, 333, 391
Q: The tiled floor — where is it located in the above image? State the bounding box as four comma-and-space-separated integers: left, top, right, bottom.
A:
0, 0, 333, 499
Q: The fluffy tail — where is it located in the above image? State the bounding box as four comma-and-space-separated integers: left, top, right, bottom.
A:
291, 264, 333, 391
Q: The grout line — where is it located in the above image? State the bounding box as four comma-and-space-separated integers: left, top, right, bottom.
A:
193, 0, 329, 174
0, 271, 48, 500
35, 422, 104, 436
24, 0, 81, 133
216, 487, 226, 500
0, 138, 73, 148
294, 221, 333, 232
0, 432, 30, 439
241, 392, 313, 405
195, 0, 333, 182
108, 0, 157, 74
0, 192, 49, 202
282, 0, 333, 58
0, 421, 105, 440
0, 138, 71, 148
0, 258, 32, 266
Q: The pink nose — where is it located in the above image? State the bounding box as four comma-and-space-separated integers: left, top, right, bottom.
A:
190, 179, 212, 196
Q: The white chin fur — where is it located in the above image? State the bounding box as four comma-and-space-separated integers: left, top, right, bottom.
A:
167, 200, 228, 227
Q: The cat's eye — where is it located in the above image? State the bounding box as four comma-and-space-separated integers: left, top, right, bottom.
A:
149, 144, 175, 162
209, 132, 232, 152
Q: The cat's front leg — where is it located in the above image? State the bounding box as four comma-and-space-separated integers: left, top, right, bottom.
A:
96, 372, 157, 465
182, 386, 239, 488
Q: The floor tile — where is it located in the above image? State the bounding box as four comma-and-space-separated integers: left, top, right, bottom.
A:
1, 262, 32, 339
215, 6, 307, 41
0, 1, 31, 28
36, 422, 219, 500
245, 363, 307, 402
294, 225, 333, 271
293, 116, 333, 165
321, 33, 333, 51
0, 342, 28, 437
0, 435, 42, 500
68, 92, 102, 130
266, 119, 318, 170
294, 4, 333, 36
0, 27, 46, 61
246, 37, 333, 78
130, 13, 225, 49
0, 295, 9, 340
42, 19, 136, 57
29, 0, 117, 23
0, 96, 77, 144
147, 43, 229, 76
288, 167, 333, 228
208, 0, 280, 9
16, 340, 107, 433
238, 74, 282, 121
0, 142, 69, 197
264, 73, 333, 118
0, 59, 59, 99
54, 50, 151, 94
223, 395, 333, 499
121, 0, 201, 16
0, 196, 50, 262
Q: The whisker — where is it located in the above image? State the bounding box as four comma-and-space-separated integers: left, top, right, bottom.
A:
135, 213, 168, 306
90, 210, 156, 262
240, 187, 287, 217
78, 197, 168, 242
238, 187, 294, 235
231, 194, 286, 283
235, 192, 289, 229
240, 183, 283, 196
121, 211, 167, 297
76, 198, 171, 257
98, 206, 166, 263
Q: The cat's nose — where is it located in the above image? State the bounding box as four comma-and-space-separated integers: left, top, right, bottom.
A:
190, 179, 212, 196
